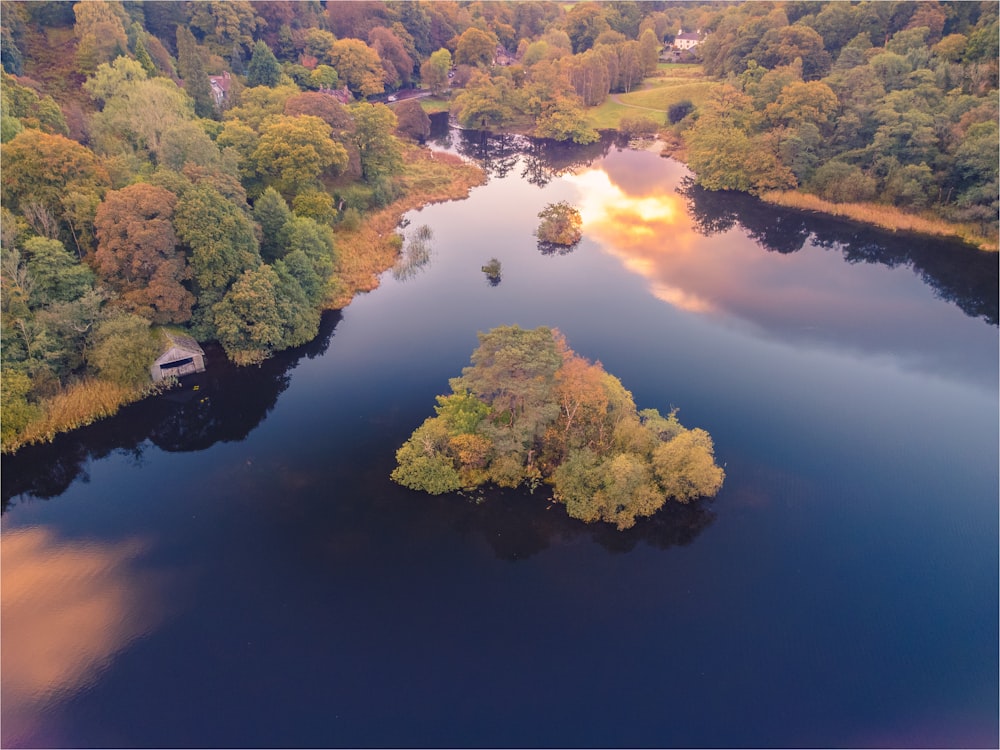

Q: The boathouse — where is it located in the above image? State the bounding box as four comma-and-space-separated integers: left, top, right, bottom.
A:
151, 330, 206, 382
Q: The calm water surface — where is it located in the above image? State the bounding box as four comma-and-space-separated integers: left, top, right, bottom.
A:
2, 134, 997, 748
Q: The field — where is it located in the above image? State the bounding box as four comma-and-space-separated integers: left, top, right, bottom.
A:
585, 64, 715, 130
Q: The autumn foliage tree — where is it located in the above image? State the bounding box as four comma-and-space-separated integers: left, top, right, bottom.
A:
535, 201, 583, 248
94, 183, 194, 324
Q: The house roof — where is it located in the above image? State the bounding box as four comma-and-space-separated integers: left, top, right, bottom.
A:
676, 32, 702, 40
157, 330, 205, 359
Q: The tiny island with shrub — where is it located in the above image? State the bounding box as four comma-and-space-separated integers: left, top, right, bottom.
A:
392, 325, 725, 530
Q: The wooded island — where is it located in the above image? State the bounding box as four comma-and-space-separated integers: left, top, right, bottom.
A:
392, 326, 725, 529
2, 1, 996, 452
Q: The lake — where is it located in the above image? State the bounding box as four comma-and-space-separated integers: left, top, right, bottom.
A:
2, 132, 997, 749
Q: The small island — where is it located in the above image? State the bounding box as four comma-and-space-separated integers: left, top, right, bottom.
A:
535, 202, 583, 253
392, 325, 724, 530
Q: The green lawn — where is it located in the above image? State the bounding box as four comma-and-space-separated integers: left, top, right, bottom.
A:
417, 96, 452, 114
584, 65, 717, 131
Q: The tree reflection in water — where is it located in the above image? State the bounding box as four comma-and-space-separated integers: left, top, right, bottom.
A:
1, 312, 342, 511
415, 485, 715, 562
679, 179, 999, 326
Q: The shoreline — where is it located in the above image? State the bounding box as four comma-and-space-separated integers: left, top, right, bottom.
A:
2, 147, 487, 455
657, 139, 997, 252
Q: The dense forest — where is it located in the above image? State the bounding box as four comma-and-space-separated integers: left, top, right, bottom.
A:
1, 1, 997, 452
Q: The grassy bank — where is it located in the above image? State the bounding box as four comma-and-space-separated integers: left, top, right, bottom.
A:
759, 190, 998, 251
2, 378, 162, 454
328, 146, 486, 309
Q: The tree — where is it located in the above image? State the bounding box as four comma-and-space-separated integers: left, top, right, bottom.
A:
369, 26, 413, 88
535, 202, 583, 247
393, 98, 430, 141
454, 27, 498, 68
564, 3, 611, 53
686, 122, 796, 194
282, 215, 336, 286
638, 27, 660, 75
252, 115, 349, 195
283, 92, 355, 133
753, 25, 832, 80
534, 97, 599, 144
1, 129, 110, 219
253, 186, 292, 263
88, 313, 160, 388
73, 0, 128, 74
329, 38, 385, 98
187, 0, 262, 62
350, 103, 402, 183
452, 70, 516, 129
651, 429, 725, 503
212, 263, 317, 365
85, 60, 198, 164
176, 26, 215, 118
391, 326, 726, 529
421, 48, 452, 96
565, 48, 612, 106
246, 40, 282, 88
23, 237, 94, 307
173, 184, 260, 336
93, 183, 194, 324
133, 36, 157, 77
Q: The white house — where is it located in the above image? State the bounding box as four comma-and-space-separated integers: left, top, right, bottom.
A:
673, 29, 704, 51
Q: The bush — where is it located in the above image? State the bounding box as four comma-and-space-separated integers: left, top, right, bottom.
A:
808, 162, 878, 204
339, 207, 362, 231
619, 114, 660, 138
667, 99, 695, 124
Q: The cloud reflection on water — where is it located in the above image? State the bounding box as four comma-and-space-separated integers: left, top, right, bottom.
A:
564, 148, 997, 387
1, 528, 169, 747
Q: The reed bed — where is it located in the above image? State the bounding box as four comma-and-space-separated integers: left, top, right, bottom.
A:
759, 190, 998, 251
3, 378, 152, 453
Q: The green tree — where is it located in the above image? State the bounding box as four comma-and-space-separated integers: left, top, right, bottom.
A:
452, 70, 517, 129
282, 215, 336, 287
420, 48, 452, 96
88, 313, 159, 388
253, 186, 292, 263
187, 0, 262, 62
212, 263, 316, 365
246, 39, 282, 88
253, 115, 349, 195
23, 237, 94, 307
173, 184, 260, 337
176, 26, 215, 119
1, 369, 40, 445
564, 3, 611, 53
134, 35, 157, 77
350, 103, 402, 183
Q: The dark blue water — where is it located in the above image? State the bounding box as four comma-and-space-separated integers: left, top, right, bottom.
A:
3, 139, 997, 748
